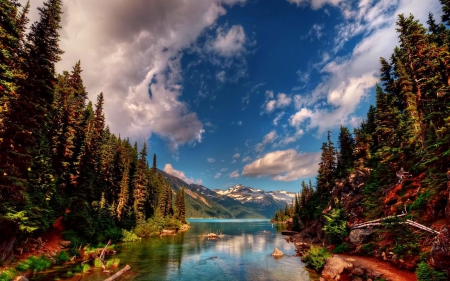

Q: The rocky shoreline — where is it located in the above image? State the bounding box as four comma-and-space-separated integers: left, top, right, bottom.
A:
285, 234, 417, 281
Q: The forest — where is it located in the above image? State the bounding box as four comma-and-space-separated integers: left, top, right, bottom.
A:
273, 1, 450, 279
0, 0, 187, 265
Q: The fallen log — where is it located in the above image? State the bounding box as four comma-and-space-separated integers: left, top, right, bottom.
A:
103, 264, 131, 281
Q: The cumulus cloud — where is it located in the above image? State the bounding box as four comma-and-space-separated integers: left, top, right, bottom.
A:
263, 92, 292, 114
233, 153, 241, 159
287, 0, 442, 135
207, 158, 216, 163
242, 149, 320, 181
255, 130, 278, 153
22, 0, 247, 151
164, 164, 202, 185
229, 169, 240, 178
207, 25, 247, 57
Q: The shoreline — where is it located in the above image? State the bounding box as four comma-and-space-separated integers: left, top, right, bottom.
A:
284, 233, 417, 281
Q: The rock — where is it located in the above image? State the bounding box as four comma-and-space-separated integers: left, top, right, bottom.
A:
321, 256, 353, 280
13, 276, 28, 281
349, 228, 375, 244
431, 226, 450, 271
59, 241, 71, 248
352, 267, 365, 276
272, 248, 283, 258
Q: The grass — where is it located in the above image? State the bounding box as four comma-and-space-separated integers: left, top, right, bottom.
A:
0, 269, 17, 281
106, 258, 120, 269
15, 256, 52, 273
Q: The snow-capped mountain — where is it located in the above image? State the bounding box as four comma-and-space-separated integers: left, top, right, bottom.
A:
214, 184, 296, 204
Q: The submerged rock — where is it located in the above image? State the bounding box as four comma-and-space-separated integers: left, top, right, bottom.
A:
321, 255, 353, 280
272, 248, 283, 258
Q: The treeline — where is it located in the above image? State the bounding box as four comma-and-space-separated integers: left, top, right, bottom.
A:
274, 0, 450, 274
0, 0, 186, 262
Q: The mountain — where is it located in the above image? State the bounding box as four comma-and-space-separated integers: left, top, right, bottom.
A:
214, 184, 296, 218
158, 171, 265, 219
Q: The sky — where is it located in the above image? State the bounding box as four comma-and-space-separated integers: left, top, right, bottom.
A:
22, 0, 443, 192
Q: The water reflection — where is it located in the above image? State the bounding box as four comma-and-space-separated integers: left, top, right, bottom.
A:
32, 219, 312, 281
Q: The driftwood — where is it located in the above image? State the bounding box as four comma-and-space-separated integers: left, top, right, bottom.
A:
352, 213, 439, 235
99, 239, 111, 271
103, 264, 131, 281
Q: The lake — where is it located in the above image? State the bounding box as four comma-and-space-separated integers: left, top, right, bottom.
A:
34, 219, 315, 281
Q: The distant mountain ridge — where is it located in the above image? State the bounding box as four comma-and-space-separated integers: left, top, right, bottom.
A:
157, 171, 295, 219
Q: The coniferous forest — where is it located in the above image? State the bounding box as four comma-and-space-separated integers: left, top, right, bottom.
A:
273, 1, 450, 278
0, 0, 187, 264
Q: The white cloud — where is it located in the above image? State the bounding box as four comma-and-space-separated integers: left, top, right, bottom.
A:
221, 168, 229, 172
273, 112, 285, 126
21, 0, 247, 151
164, 164, 202, 185
237, 121, 243, 126
263, 92, 292, 114
255, 130, 278, 153
216, 70, 226, 83
207, 158, 216, 163
274, 130, 304, 147
242, 156, 251, 162
207, 25, 247, 57
287, 0, 442, 135
214, 172, 222, 179
302, 23, 325, 41
233, 153, 241, 159
242, 149, 320, 181
229, 169, 240, 178
287, 0, 344, 10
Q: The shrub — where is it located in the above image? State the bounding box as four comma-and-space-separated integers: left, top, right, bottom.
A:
106, 258, 120, 269
82, 264, 90, 273
67, 248, 81, 258
62, 230, 86, 248
0, 269, 16, 281
94, 258, 103, 268
393, 240, 419, 256
323, 205, 348, 244
415, 262, 447, 281
16, 256, 52, 273
103, 228, 123, 243
302, 246, 331, 272
122, 229, 140, 242
73, 264, 83, 273
332, 243, 350, 254
56, 251, 70, 263
65, 270, 74, 278
358, 243, 375, 256
409, 190, 432, 212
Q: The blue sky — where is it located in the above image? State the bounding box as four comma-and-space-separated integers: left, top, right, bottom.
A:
24, 0, 443, 192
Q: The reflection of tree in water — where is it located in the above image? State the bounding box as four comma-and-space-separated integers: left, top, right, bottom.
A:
274, 223, 287, 233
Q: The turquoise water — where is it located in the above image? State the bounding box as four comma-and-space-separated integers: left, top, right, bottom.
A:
34, 219, 313, 280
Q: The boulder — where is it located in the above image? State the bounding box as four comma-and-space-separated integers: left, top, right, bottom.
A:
272, 248, 283, 258
321, 256, 353, 280
59, 241, 71, 248
431, 226, 450, 271
349, 228, 375, 244
351, 267, 365, 276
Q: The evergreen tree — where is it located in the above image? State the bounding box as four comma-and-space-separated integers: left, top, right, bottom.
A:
336, 126, 355, 178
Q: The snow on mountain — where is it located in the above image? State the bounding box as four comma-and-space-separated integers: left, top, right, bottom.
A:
214, 184, 296, 204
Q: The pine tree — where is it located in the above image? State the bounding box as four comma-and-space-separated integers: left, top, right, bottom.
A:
133, 143, 148, 223
336, 126, 355, 178
152, 153, 157, 173
317, 131, 336, 194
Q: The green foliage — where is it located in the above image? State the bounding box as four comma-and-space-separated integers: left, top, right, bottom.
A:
65, 270, 74, 278
94, 258, 103, 268
73, 264, 82, 273
0, 269, 16, 281
302, 246, 331, 272
415, 262, 447, 281
55, 251, 70, 263
323, 204, 348, 244
122, 229, 140, 242
106, 258, 120, 269
332, 243, 350, 254
82, 263, 90, 273
409, 189, 432, 212
67, 248, 81, 258
358, 243, 375, 256
393, 240, 420, 256
16, 256, 52, 273
103, 228, 123, 243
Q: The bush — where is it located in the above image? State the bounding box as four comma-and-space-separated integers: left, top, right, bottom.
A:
332, 243, 350, 254
106, 258, 120, 269
302, 246, 331, 272
409, 190, 432, 212
122, 229, 140, 242
67, 248, 81, 258
62, 230, 86, 248
94, 258, 103, 268
16, 256, 52, 273
415, 262, 447, 281
103, 227, 123, 243
0, 269, 16, 281
323, 205, 348, 244
56, 251, 70, 263
358, 243, 375, 256
82, 264, 90, 273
